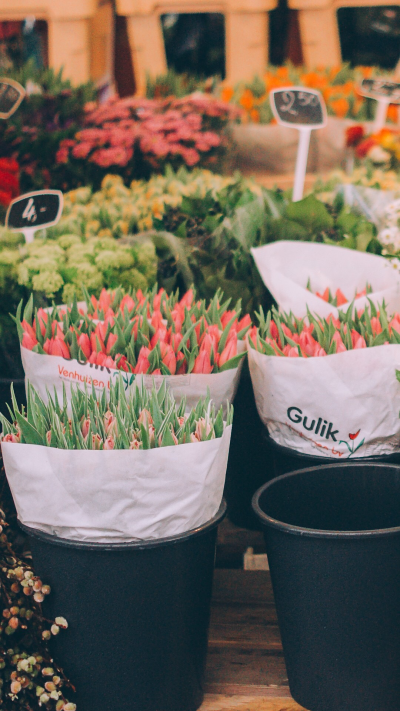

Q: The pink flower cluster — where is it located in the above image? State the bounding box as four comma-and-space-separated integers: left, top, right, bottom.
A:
56, 95, 240, 172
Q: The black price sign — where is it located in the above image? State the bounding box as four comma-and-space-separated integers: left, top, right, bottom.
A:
6, 191, 63, 234
0, 78, 25, 119
271, 88, 326, 128
359, 78, 400, 103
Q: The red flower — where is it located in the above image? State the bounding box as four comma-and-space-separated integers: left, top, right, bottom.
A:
345, 125, 364, 148
349, 430, 360, 440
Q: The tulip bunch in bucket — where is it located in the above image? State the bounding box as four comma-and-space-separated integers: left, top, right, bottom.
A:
307, 279, 372, 307
15, 287, 250, 376
248, 302, 400, 358
1, 377, 233, 450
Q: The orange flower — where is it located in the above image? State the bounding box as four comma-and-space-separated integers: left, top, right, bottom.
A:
276, 66, 289, 79
387, 104, 399, 124
330, 97, 349, 118
250, 109, 260, 123
221, 86, 234, 103
239, 89, 254, 111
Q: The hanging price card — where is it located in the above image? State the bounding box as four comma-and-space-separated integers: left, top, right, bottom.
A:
0, 78, 25, 119
6, 190, 63, 243
359, 78, 400, 132
270, 87, 327, 202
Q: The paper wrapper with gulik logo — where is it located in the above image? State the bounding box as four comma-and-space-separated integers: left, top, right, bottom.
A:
251, 241, 400, 319
248, 344, 400, 458
21, 345, 245, 414
2, 426, 232, 543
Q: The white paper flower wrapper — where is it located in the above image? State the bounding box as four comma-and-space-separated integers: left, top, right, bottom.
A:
2, 426, 232, 542
251, 241, 400, 319
21, 344, 245, 414
248, 344, 400, 459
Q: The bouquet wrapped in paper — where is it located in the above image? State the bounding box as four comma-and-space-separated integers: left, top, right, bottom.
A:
1, 377, 233, 542
248, 302, 400, 458
251, 241, 400, 319
17, 286, 250, 412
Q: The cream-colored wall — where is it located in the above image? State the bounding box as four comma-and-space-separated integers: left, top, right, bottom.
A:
116, 0, 277, 92
0, 0, 110, 85
288, 0, 397, 66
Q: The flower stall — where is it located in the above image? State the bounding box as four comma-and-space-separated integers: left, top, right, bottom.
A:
3, 48, 400, 711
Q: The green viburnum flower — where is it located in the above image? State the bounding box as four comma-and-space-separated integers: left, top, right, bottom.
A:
0, 249, 23, 267
67, 186, 92, 205
119, 267, 149, 291
31, 270, 64, 297
57, 234, 82, 250
92, 237, 118, 252
0, 228, 25, 249
69, 262, 103, 292
95, 249, 135, 272
134, 241, 157, 279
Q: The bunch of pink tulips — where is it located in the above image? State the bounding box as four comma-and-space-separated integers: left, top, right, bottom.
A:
16, 287, 251, 375
248, 302, 400, 358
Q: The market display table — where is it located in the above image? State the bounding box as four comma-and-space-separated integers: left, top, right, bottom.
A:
202, 570, 306, 710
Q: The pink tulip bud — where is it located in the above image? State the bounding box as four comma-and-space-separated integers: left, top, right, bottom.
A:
153, 288, 166, 311
219, 336, 237, 367
106, 333, 118, 355
151, 310, 164, 330
103, 436, 115, 450
98, 288, 112, 313
77, 333, 91, 359
120, 294, 135, 313
90, 332, 106, 354
192, 350, 213, 374
81, 418, 90, 438
221, 310, 236, 329
150, 327, 168, 348
331, 331, 347, 353
159, 342, 177, 374
314, 345, 327, 357
179, 289, 194, 308
2, 431, 21, 443
170, 331, 183, 352
91, 434, 102, 450
22, 332, 38, 350
43, 338, 71, 359
21, 319, 36, 340
176, 352, 187, 374
138, 408, 153, 428
283, 345, 299, 357
36, 308, 48, 336
134, 347, 151, 374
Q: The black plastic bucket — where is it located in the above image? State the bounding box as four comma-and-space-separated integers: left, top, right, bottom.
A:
265, 430, 400, 476
20, 501, 227, 711
252, 464, 400, 711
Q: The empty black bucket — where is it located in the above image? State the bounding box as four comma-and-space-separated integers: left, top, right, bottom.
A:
252, 464, 400, 711
265, 430, 400, 476
20, 501, 227, 711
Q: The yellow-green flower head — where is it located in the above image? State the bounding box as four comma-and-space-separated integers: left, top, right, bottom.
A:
95, 249, 135, 272
31, 270, 64, 298
57, 234, 82, 250
119, 267, 148, 291
134, 241, 157, 279
0, 249, 23, 267
70, 262, 103, 292
0, 228, 25, 249
66, 186, 92, 205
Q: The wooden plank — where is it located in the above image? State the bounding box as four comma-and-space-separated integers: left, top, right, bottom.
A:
209, 605, 281, 649
205, 648, 289, 690
200, 695, 306, 710
212, 570, 274, 605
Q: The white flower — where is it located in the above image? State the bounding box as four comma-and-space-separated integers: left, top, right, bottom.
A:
367, 146, 391, 164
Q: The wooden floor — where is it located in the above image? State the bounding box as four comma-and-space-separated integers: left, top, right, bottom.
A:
200, 569, 307, 710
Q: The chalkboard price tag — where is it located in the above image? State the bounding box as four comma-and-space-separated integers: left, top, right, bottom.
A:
359, 78, 400, 104
6, 190, 63, 243
0, 78, 25, 119
270, 87, 327, 129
